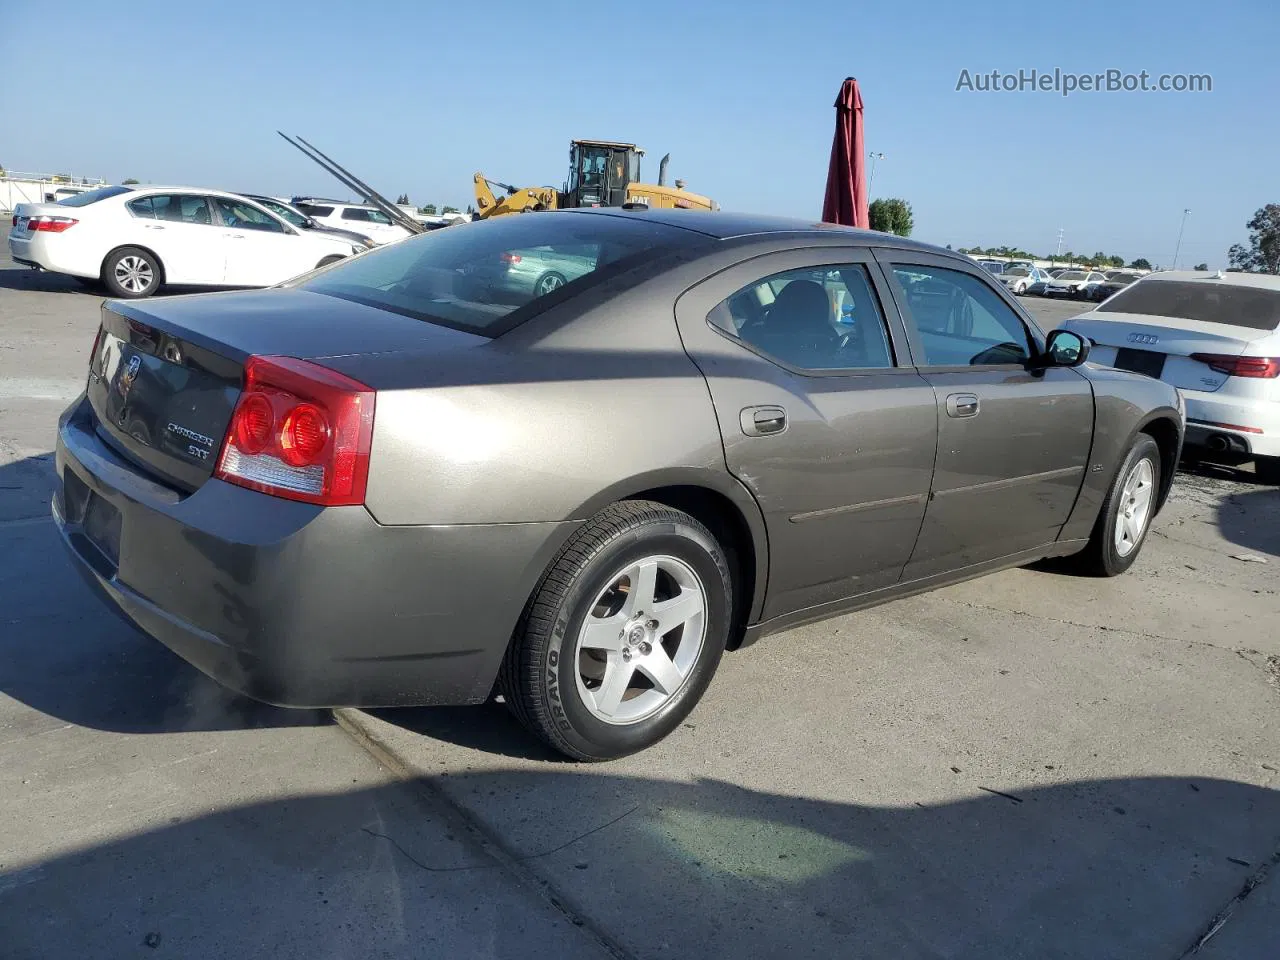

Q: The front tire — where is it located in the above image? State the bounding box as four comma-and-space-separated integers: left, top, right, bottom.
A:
316, 255, 344, 269
102, 246, 161, 298
500, 501, 732, 761
1073, 435, 1161, 576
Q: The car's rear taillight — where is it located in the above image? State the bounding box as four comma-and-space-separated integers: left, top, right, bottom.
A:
10, 215, 16, 228
215, 356, 375, 506
1190, 353, 1280, 378
27, 216, 79, 233
499, 252, 522, 264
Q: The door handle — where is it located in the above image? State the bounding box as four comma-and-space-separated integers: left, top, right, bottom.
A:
143, 224, 165, 230
227, 234, 245, 239
946, 393, 980, 418
740, 405, 787, 437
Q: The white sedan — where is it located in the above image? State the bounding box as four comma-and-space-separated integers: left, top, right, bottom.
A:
9, 185, 364, 298
1064, 270, 1280, 483
1044, 269, 1108, 299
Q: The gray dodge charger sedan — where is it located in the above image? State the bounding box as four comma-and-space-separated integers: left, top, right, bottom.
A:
54, 210, 1185, 760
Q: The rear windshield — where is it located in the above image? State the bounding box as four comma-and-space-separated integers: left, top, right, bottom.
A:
297, 213, 702, 336
1099, 279, 1280, 330
57, 185, 133, 207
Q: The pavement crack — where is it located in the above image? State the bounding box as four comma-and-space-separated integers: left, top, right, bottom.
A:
1177, 848, 1280, 957
939, 598, 1205, 649
362, 805, 639, 873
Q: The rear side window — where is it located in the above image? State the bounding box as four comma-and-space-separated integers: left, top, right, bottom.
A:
340, 208, 370, 222
57, 185, 133, 207
1099, 280, 1280, 330
298, 213, 703, 336
708, 264, 895, 371
129, 194, 213, 225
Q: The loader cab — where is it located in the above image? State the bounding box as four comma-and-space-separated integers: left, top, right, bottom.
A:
564, 140, 642, 209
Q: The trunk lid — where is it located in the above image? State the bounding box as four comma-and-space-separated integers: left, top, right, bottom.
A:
1066, 311, 1270, 392
87, 289, 486, 492
10, 202, 70, 237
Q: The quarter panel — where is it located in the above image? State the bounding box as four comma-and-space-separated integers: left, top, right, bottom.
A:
1059, 365, 1184, 541
355, 280, 730, 526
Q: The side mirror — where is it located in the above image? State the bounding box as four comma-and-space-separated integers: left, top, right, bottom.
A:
1043, 329, 1090, 367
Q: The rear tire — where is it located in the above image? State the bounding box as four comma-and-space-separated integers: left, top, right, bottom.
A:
534, 271, 566, 297
102, 246, 161, 298
499, 501, 732, 761
1072, 435, 1161, 576
1255, 456, 1280, 486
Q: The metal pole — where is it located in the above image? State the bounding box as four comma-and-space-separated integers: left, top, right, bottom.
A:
1173, 209, 1190, 270
867, 152, 884, 191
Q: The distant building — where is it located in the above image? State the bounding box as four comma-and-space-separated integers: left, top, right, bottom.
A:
1, 171, 109, 213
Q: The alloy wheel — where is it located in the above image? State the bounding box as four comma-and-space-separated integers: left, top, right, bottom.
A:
114, 256, 154, 294
1114, 457, 1155, 557
574, 555, 707, 725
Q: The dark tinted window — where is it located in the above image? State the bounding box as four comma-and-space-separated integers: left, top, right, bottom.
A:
297, 204, 334, 217
298, 213, 701, 336
340, 208, 370, 222
255, 198, 307, 227
709, 264, 895, 370
57, 185, 133, 207
892, 263, 1034, 366
1099, 280, 1280, 330
134, 194, 213, 225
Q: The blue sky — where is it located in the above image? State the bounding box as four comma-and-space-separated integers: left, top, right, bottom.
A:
8, 0, 1276, 266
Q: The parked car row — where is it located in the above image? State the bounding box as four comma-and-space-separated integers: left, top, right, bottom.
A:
7, 185, 399, 298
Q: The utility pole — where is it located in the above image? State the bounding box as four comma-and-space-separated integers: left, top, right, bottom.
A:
1055, 227, 1064, 263
1173, 208, 1190, 270
868, 152, 885, 191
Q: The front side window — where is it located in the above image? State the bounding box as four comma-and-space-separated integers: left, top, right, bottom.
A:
708, 264, 895, 371
258, 199, 307, 227
365, 209, 393, 225
212, 197, 285, 233
891, 263, 1034, 366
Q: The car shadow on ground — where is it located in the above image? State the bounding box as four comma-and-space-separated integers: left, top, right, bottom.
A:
368, 702, 566, 762
0, 453, 329, 734
0, 265, 227, 298
1215, 488, 1280, 558
2, 770, 1277, 959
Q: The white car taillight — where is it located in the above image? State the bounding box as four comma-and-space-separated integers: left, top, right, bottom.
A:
215, 356, 376, 506
27, 216, 79, 233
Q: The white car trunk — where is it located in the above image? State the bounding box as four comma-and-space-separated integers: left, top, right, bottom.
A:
1066, 311, 1272, 393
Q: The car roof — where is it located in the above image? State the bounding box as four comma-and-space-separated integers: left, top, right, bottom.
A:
120, 185, 276, 202
557, 207, 950, 255
1141, 269, 1280, 290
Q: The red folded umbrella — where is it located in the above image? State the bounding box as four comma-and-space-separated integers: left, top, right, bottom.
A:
821, 77, 869, 229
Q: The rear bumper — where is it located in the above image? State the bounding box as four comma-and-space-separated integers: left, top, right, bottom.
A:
7, 232, 97, 279
1181, 390, 1280, 458
54, 395, 579, 707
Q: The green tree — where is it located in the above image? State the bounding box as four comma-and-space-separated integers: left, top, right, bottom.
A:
1192, 262, 1208, 271
1228, 204, 1280, 274
395, 193, 410, 205
868, 198, 913, 237
1107, 255, 1125, 267
122, 177, 140, 185
466, 204, 476, 216
419, 203, 438, 215
1128, 258, 1152, 271
441, 205, 459, 214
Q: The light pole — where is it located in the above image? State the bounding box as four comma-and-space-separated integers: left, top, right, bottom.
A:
1173, 208, 1190, 270
867, 152, 885, 192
